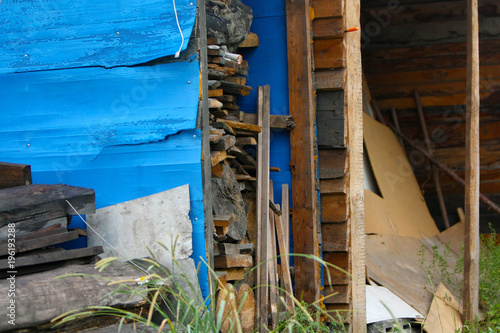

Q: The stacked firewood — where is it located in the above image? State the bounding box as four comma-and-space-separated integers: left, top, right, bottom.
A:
0, 162, 102, 278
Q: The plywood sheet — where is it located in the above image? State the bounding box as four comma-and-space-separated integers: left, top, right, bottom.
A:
366, 234, 435, 315
364, 113, 439, 238
423, 283, 463, 333
438, 221, 465, 255
365, 190, 397, 236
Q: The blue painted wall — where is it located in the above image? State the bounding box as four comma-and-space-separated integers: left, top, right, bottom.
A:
0, 0, 208, 298
239, 0, 293, 248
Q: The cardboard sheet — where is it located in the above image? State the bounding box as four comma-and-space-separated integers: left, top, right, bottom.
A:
364, 113, 439, 238
424, 283, 463, 333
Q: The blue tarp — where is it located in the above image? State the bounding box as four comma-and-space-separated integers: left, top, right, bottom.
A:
0, 0, 208, 298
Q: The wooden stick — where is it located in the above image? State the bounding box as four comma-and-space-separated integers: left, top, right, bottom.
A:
255, 86, 271, 330
464, 0, 480, 321
268, 182, 278, 329
282, 184, 290, 251
390, 107, 405, 150
387, 123, 500, 215
371, 99, 386, 125
275, 204, 294, 312
414, 90, 451, 229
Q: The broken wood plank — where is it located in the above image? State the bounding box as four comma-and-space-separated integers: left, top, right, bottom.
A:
211, 121, 236, 136
238, 32, 259, 48
211, 150, 230, 167
208, 89, 224, 97
214, 254, 253, 269
210, 135, 236, 151
236, 137, 257, 146
228, 146, 257, 166
0, 162, 32, 189
216, 119, 262, 133
224, 76, 247, 85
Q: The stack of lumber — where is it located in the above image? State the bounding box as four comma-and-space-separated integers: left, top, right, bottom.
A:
0, 162, 102, 277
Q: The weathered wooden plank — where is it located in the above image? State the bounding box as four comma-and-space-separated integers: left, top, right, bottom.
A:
256, 85, 271, 329
0, 162, 32, 189
229, 146, 257, 166
313, 17, 345, 39
238, 32, 260, 48
318, 149, 347, 179
322, 222, 348, 251
315, 69, 346, 90
0, 246, 103, 271
320, 177, 347, 194
286, 0, 320, 304
0, 229, 79, 256
275, 204, 294, 312
216, 119, 262, 133
324, 284, 350, 304
345, 0, 366, 330
464, 0, 480, 321
210, 135, 236, 151
313, 39, 345, 69
0, 184, 95, 227
321, 194, 348, 222
323, 252, 349, 285
312, 0, 344, 18
0, 262, 148, 331
214, 254, 253, 269
211, 150, 230, 166
242, 113, 296, 130
236, 137, 257, 146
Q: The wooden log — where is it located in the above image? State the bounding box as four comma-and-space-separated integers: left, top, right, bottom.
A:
0, 162, 32, 189
414, 89, 450, 229
237, 283, 256, 333
214, 254, 253, 269
464, 0, 480, 322
286, 0, 320, 304
217, 284, 238, 333
0, 262, 148, 331
256, 85, 271, 329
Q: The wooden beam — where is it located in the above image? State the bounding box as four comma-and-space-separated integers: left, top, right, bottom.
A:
275, 203, 294, 312
255, 85, 271, 330
464, 0, 480, 322
414, 89, 450, 229
345, 0, 366, 330
286, 0, 320, 304
268, 183, 278, 329
0, 162, 32, 189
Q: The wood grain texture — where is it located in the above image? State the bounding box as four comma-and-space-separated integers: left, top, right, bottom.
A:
286, 0, 320, 304
312, 0, 344, 18
0, 0, 197, 73
464, 0, 481, 321
0, 162, 32, 189
345, 0, 366, 330
313, 39, 346, 69
321, 194, 348, 222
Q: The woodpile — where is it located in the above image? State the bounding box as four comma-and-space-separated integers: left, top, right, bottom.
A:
207, 38, 295, 330
0, 163, 103, 278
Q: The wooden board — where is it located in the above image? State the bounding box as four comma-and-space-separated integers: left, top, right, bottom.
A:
214, 254, 253, 269
318, 149, 347, 179
286, 0, 320, 304
0, 162, 32, 189
324, 284, 350, 304
322, 222, 348, 251
423, 283, 463, 333
320, 177, 347, 194
321, 194, 348, 222
313, 39, 345, 69
313, 17, 345, 39
323, 252, 349, 285
364, 113, 439, 238
365, 234, 450, 315
0, 229, 78, 256
315, 68, 346, 91
312, 0, 344, 18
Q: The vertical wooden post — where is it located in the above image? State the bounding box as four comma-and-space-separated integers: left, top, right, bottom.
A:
414, 89, 450, 229
256, 85, 271, 330
345, 0, 366, 331
197, 0, 214, 291
464, 0, 480, 322
286, 0, 320, 303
